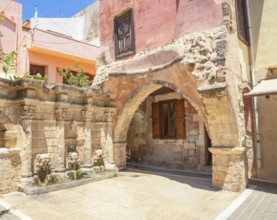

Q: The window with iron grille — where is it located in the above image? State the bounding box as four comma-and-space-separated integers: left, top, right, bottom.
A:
114, 9, 135, 58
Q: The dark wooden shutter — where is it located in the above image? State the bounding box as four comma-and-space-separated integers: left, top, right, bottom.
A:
152, 102, 161, 139
236, 0, 248, 42
176, 99, 185, 139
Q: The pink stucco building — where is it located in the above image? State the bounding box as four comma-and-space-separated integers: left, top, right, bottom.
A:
0, 0, 22, 78
94, 0, 255, 192
0, 0, 100, 83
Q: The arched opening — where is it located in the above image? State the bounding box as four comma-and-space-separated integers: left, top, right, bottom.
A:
113, 81, 211, 172
0, 124, 17, 149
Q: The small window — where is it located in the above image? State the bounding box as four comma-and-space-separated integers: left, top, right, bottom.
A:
236, 0, 249, 44
30, 64, 45, 77
152, 99, 185, 139
114, 9, 135, 58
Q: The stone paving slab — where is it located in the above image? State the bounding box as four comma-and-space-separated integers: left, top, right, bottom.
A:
2, 171, 239, 220
227, 180, 277, 220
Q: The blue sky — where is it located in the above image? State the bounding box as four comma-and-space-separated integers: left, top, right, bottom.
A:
17, 0, 97, 21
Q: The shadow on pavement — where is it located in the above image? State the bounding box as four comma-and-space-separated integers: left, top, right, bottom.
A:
124, 163, 220, 192
249, 180, 277, 194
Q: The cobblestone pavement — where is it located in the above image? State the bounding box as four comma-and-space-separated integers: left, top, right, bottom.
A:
1, 171, 239, 220
228, 180, 277, 220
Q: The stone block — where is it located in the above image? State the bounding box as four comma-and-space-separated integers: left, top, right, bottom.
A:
189, 149, 195, 157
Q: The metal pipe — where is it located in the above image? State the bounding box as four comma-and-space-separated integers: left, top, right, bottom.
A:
245, 0, 262, 174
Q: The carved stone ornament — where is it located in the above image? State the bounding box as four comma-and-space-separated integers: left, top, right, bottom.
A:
34, 153, 52, 184
82, 110, 93, 122
55, 107, 67, 120
105, 112, 114, 122
70, 121, 78, 130
67, 152, 81, 171
20, 104, 37, 120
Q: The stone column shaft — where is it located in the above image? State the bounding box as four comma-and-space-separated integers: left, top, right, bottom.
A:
209, 147, 247, 192
105, 113, 114, 164
21, 120, 33, 178
82, 110, 93, 168
55, 106, 67, 172
20, 104, 37, 178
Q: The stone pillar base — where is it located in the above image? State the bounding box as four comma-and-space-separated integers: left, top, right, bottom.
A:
54, 168, 66, 173
209, 147, 247, 192
104, 161, 118, 171
82, 165, 95, 174
113, 142, 127, 170
18, 177, 33, 191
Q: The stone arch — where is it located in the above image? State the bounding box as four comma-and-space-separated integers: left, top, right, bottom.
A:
113, 80, 208, 144
102, 61, 210, 145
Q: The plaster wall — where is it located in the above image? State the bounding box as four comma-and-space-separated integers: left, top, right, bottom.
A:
99, 0, 223, 62
35, 17, 85, 42
250, 0, 277, 68
0, 0, 22, 76
27, 29, 100, 62
26, 50, 96, 83
238, 41, 250, 83
257, 95, 277, 181
0, 0, 22, 52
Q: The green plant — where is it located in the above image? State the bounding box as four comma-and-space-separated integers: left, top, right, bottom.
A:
58, 62, 91, 87
2, 51, 17, 79
12, 72, 48, 82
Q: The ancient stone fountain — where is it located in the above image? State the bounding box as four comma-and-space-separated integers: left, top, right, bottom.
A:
33, 154, 62, 186
0, 78, 118, 194
67, 151, 84, 180
92, 148, 105, 173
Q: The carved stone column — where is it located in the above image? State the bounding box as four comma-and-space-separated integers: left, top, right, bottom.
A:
104, 112, 117, 171
55, 105, 67, 173
81, 109, 93, 169
20, 104, 37, 178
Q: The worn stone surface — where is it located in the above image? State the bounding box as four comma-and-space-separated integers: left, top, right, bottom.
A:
0, 148, 21, 193
0, 78, 116, 193
91, 0, 252, 192
209, 147, 247, 192
127, 92, 207, 170
2, 171, 239, 220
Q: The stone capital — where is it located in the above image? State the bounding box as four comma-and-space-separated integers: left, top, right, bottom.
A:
82, 110, 93, 122
20, 104, 37, 120
105, 112, 114, 122
55, 107, 68, 121
209, 147, 246, 155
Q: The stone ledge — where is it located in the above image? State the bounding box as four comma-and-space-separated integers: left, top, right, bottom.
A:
109, 56, 183, 76
209, 147, 246, 155
0, 148, 20, 156
19, 171, 118, 195
198, 82, 226, 92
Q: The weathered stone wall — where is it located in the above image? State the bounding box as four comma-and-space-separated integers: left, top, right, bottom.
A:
127, 92, 207, 170
0, 78, 116, 192
93, 0, 253, 191
0, 148, 21, 193
243, 96, 255, 177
